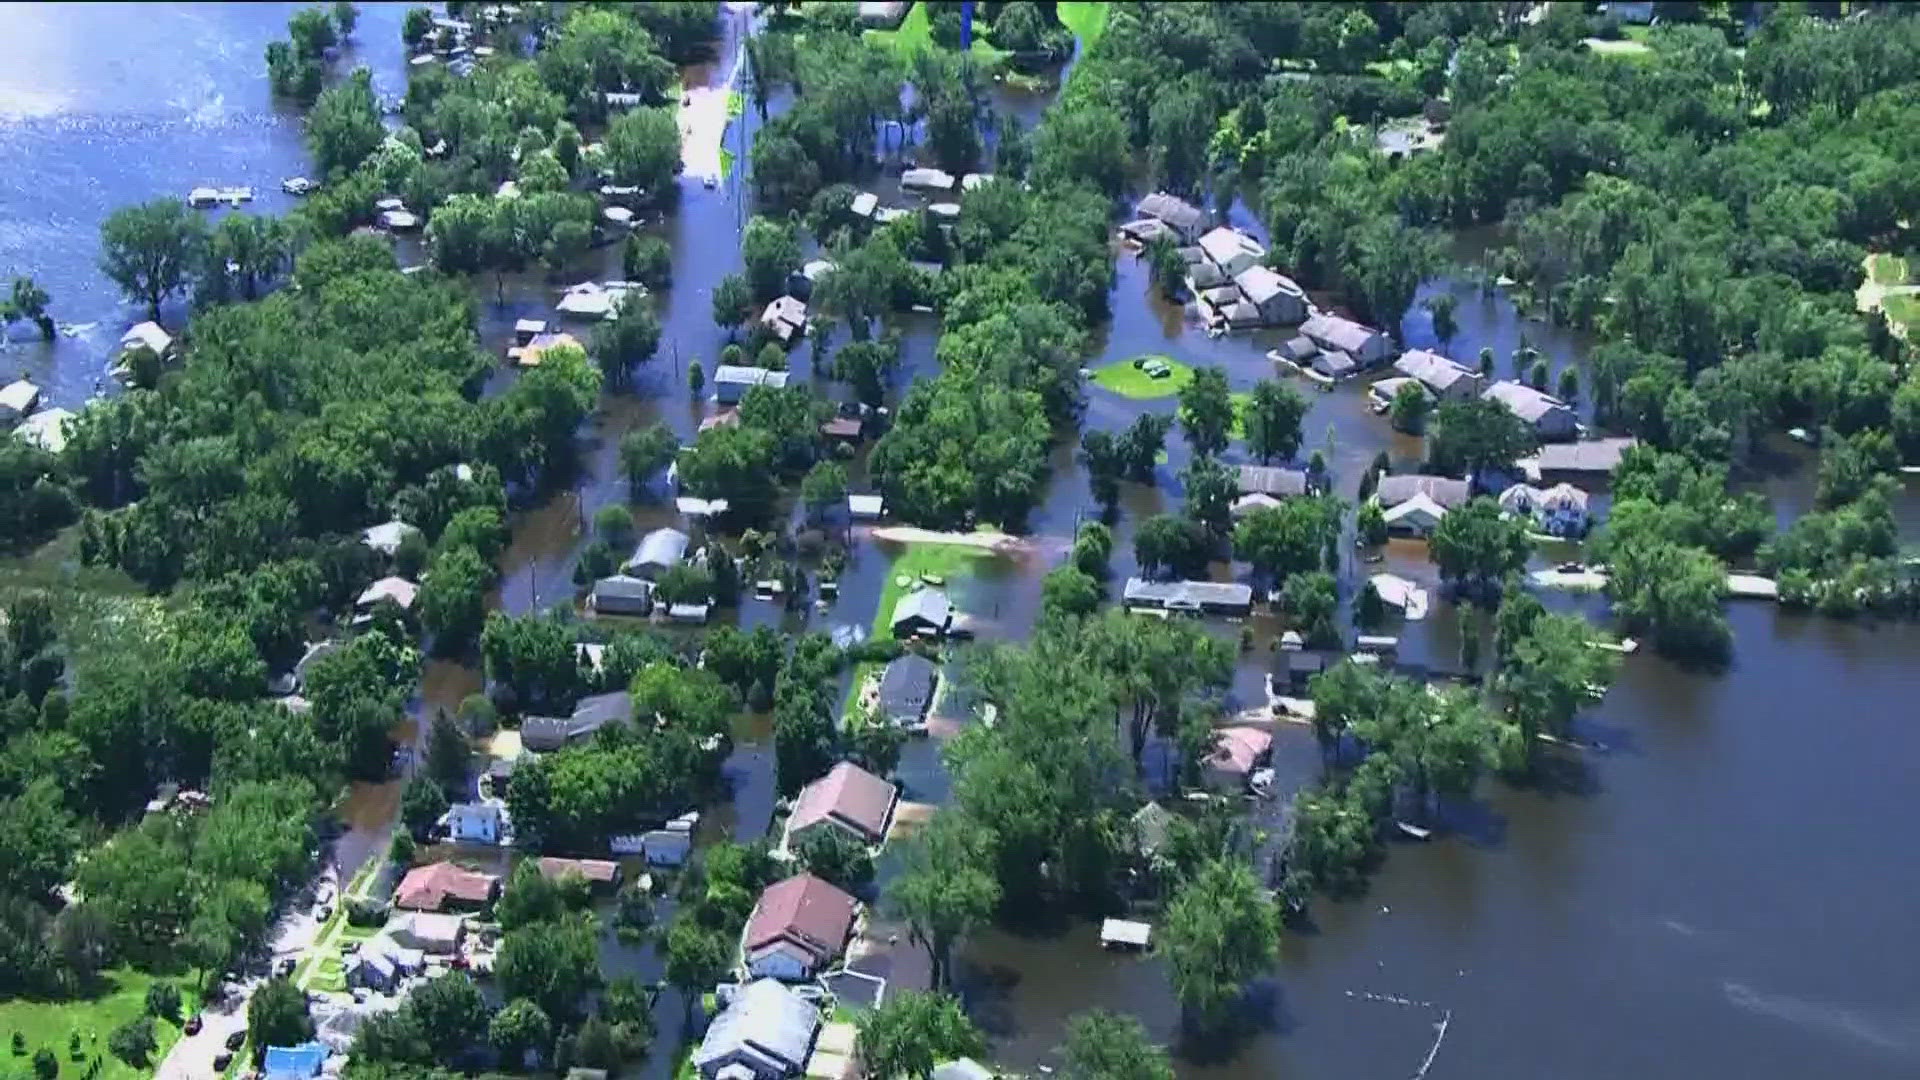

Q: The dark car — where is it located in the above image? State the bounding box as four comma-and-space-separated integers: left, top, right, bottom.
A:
214, 1052, 234, 1072
183, 1016, 202, 1036
225, 1029, 246, 1051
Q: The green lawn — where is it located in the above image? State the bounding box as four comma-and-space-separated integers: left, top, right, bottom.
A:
865, 2, 1010, 63
1867, 252, 1910, 286
0, 968, 200, 1080
871, 542, 994, 641
1091, 355, 1193, 399
1583, 36, 1653, 59
0, 526, 144, 596
1883, 292, 1920, 332
1056, 1, 1111, 48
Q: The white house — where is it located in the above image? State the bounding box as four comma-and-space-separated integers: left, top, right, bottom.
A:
1392, 349, 1484, 402
0, 380, 40, 426
693, 979, 822, 1080
1301, 313, 1392, 367
445, 801, 506, 845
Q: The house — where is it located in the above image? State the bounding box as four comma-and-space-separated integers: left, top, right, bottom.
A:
627, 527, 690, 577
932, 1060, 996, 1080
263, 1042, 328, 1080
1272, 335, 1320, 367
1482, 381, 1578, 440
361, 520, 421, 557
713, 365, 791, 405
1233, 265, 1309, 325
14, 407, 74, 453
1381, 492, 1449, 537
537, 857, 623, 891
1236, 465, 1311, 499
890, 587, 952, 639
699, 409, 741, 434
1367, 573, 1430, 620
877, 653, 937, 728
395, 862, 498, 912
1100, 918, 1152, 950
692, 978, 822, 1080
1118, 217, 1177, 246
444, 802, 505, 844
591, 574, 655, 616
0, 380, 40, 426
1134, 191, 1207, 242
900, 167, 956, 193
1231, 492, 1284, 518
512, 318, 547, 344
387, 911, 465, 954
344, 936, 425, 992
1374, 474, 1472, 511
1205, 727, 1273, 792
1367, 376, 1427, 413
1185, 258, 1230, 291
785, 761, 899, 848
120, 321, 174, 359
849, 191, 880, 219
820, 416, 864, 443
1196, 227, 1266, 278
847, 494, 885, 519
515, 331, 586, 367
522, 691, 634, 752
1519, 437, 1638, 482
1498, 482, 1591, 537
354, 576, 418, 615
669, 602, 711, 624
555, 281, 639, 320
1122, 578, 1255, 617
639, 828, 693, 866
1282, 651, 1328, 694
1313, 351, 1358, 381
761, 295, 808, 344
378, 208, 421, 231
1131, 801, 1173, 858
744, 873, 858, 982
1392, 349, 1485, 402
1301, 313, 1392, 367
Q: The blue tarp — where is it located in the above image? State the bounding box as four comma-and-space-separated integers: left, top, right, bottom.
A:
263, 1042, 326, 1080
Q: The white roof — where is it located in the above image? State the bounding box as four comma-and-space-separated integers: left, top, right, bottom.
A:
0, 380, 40, 417
1234, 264, 1303, 305
378, 209, 419, 230
1230, 492, 1284, 517
1301, 312, 1383, 354
15, 407, 74, 453
120, 321, 173, 355
712, 365, 790, 389
850, 192, 879, 217
900, 167, 956, 191
356, 576, 419, 610
630, 527, 691, 570
927, 202, 961, 219
1368, 573, 1429, 619
762, 295, 807, 328
1382, 492, 1448, 528
1197, 226, 1265, 269
1101, 918, 1152, 946
513, 318, 547, 334
694, 979, 821, 1075
847, 494, 884, 517
1484, 380, 1572, 424
602, 206, 635, 225
960, 173, 994, 191
556, 281, 638, 319
676, 496, 730, 517
801, 260, 837, 281
1393, 349, 1479, 393
361, 520, 421, 556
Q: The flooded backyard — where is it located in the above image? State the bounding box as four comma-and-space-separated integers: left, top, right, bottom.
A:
4, 3, 1919, 1078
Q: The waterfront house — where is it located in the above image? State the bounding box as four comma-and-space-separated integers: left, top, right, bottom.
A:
1368, 573, 1430, 620
669, 602, 712, 624
713, 365, 791, 405
1498, 482, 1591, 537
1392, 349, 1485, 402
1483, 381, 1578, 441
1301, 313, 1392, 367
1231, 492, 1284, 518
1205, 727, 1274, 793
521, 691, 634, 752
1235, 464, 1312, 499
514, 331, 585, 368
387, 911, 465, 954
1373, 474, 1472, 511
890, 587, 952, 639
0, 380, 39, 426
1122, 578, 1255, 617
785, 761, 899, 849
14, 407, 74, 453
744, 873, 858, 982
1381, 492, 1449, 537
119, 320, 174, 360
394, 861, 498, 912
444, 801, 505, 844
1233, 265, 1310, 325
354, 576, 418, 618
512, 318, 547, 344
692, 978, 822, 1080
361, 520, 420, 558
626, 527, 690, 577
1272, 335, 1320, 367
1196, 226, 1266, 278
900, 167, 956, 193
590, 574, 655, 616
1313, 351, 1359, 381
847, 494, 885, 519
877, 653, 938, 728
1518, 437, 1638, 482
760, 295, 808, 344
536, 857, 623, 891
1133, 191, 1207, 242
1119, 217, 1176, 246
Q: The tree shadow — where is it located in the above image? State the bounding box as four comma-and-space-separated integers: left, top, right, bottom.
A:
950, 959, 1024, 1039
1171, 978, 1294, 1065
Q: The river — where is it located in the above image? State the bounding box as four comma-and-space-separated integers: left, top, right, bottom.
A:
5, 4, 1918, 1078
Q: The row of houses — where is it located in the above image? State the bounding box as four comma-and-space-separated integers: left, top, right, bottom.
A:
1376, 347, 1581, 440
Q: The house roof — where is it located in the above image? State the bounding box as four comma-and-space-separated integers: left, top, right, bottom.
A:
448, 801, 501, 827
1209, 727, 1273, 775
847, 494, 885, 517
712, 365, 791, 389
789, 761, 897, 843
1135, 191, 1205, 231
762, 295, 807, 328
891, 586, 951, 629
677, 496, 730, 517
693, 978, 821, 1074
1275, 335, 1320, 362
519, 331, 585, 366
821, 416, 863, 440
1382, 491, 1449, 527
1527, 437, 1637, 474
878, 654, 937, 716
849, 192, 879, 217
593, 574, 654, 602
630, 527, 690, 569
1500, 482, 1590, 514
1393, 349, 1480, 393
1234, 265, 1303, 306
1313, 351, 1357, 377
1483, 380, 1571, 424
1231, 492, 1284, 517
15, 407, 74, 453
1374, 474, 1471, 509
745, 873, 858, 957
1197, 226, 1265, 269
394, 861, 497, 910
361, 520, 421, 556
263, 1042, 327, 1080
1121, 578, 1255, 609
537, 857, 622, 885
121, 321, 173, 354
1368, 573, 1428, 618
1131, 801, 1173, 855
932, 1060, 995, 1080
1236, 464, 1309, 497
356, 576, 418, 609
1301, 312, 1382, 354
900, 167, 956, 191
392, 911, 465, 946
0, 380, 40, 415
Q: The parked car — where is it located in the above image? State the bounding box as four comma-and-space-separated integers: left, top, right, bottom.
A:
183, 1016, 202, 1036
315, 904, 333, 921
275, 957, 296, 977
225, 1029, 246, 1051
340, 940, 360, 954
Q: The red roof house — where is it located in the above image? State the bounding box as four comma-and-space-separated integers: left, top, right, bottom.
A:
1205, 727, 1274, 793
394, 861, 500, 912
743, 873, 858, 981
784, 761, 898, 848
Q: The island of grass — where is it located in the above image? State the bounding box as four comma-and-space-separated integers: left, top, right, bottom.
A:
1867, 252, 1909, 287
842, 540, 994, 724
0, 967, 201, 1080
1056, 1, 1111, 48
1091, 355, 1194, 399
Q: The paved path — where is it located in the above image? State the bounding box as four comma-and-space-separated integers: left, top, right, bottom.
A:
679, 3, 759, 183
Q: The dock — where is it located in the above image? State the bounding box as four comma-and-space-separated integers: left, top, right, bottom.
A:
1530, 568, 1778, 601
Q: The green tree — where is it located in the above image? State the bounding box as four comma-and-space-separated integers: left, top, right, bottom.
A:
1178, 366, 1234, 459
1179, 456, 1236, 539
1241, 380, 1308, 464
247, 978, 314, 1062
1159, 859, 1278, 1031
99, 199, 207, 320
711, 273, 752, 338
496, 916, 601, 1024
792, 827, 874, 894
4, 276, 54, 339
105, 1020, 153, 1068
1280, 570, 1339, 648
400, 774, 447, 840
592, 302, 663, 390
1132, 513, 1211, 580
741, 216, 802, 302
800, 460, 848, 523
332, 1, 358, 38
890, 813, 998, 991
605, 107, 681, 194
1356, 499, 1388, 546
419, 545, 492, 656
1390, 381, 1430, 434
1040, 565, 1101, 620
408, 973, 489, 1060
1060, 1009, 1174, 1080
306, 71, 384, 178
1428, 294, 1457, 345
663, 918, 730, 1026
1429, 497, 1530, 599
489, 999, 552, 1067
1233, 497, 1339, 586
1606, 536, 1730, 658
425, 710, 469, 796
855, 990, 986, 1080
1427, 397, 1535, 478
620, 423, 679, 497
623, 234, 673, 290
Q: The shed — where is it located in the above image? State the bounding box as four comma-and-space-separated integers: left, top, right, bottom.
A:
537, 857, 623, 890
668, 602, 711, 624
14, 407, 73, 453
378, 208, 420, 231
592, 574, 656, 616
120, 320, 174, 358
849, 192, 879, 219
877, 653, 937, 727
355, 576, 418, 613
847, 494, 885, 519
361, 520, 421, 557
1283, 651, 1328, 693
1272, 335, 1320, 365
1100, 918, 1152, 950
0, 380, 40, 425
785, 761, 898, 848
761, 296, 808, 343
513, 318, 548, 344
627, 527, 690, 577
890, 587, 952, 638
900, 167, 956, 193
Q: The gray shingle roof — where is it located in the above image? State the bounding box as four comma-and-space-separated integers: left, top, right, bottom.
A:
891, 587, 951, 631
1373, 474, 1471, 509
693, 979, 821, 1075
1236, 465, 1309, 498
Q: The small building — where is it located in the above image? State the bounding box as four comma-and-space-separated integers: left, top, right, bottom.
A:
627, 527, 690, 577
555, 281, 638, 320
14, 407, 73, 453
785, 761, 899, 849
890, 587, 952, 639
927, 201, 961, 220
378, 208, 421, 232
1483, 381, 1578, 441
1118, 217, 1177, 246
1374, 474, 1472, 511
1205, 727, 1274, 793
354, 575, 418, 615
1196, 227, 1266, 278
591, 574, 655, 616
1131, 801, 1173, 858
1498, 482, 1591, 537
847, 494, 885, 519
1520, 437, 1638, 482
394, 861, 499, 912
1231, 492, 1284, 518
522, 691, 634, 752
444, 802, 505, 844
1121, 578, 1255, 617
1100, 918, 1152, 950
1133, 191, 1207, 243
1368, 573, 1430, 620
1235, 465, 1311, 499
512, 318, 547, 344
900, 167, 956, 193
361, 520, 421, 558
120, 320, 174, 359
514, 331, 585, 368
1381, 492, 1449, 537
1233, 265, 1309, 325
263, 1042, 328, 1080
1312, 351, 1358, 381
713, 365, 791, 405
640, 828, 693, 866
0, 380, 40, 426
744, 873, 858, 982
820, 416, 864, 443
849, 191, 879, 219
1393, 349, 1485, 402
1301, 312, 1392, 367
692, 978, 822, 1080
536, 857, 623, 891
387, 911, 465, 954
760, 295, 808, 344
668, 602, 711, 624
932, 1060, 996, 1080
1282, 651, 1328, 694
1272, 335, 1320, 367
877, 653, 937, 728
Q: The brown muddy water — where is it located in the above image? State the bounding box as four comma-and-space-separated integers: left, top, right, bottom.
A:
6, 5, 1920, 1078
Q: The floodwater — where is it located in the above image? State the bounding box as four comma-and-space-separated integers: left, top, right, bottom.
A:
7, 5, 1920, 1079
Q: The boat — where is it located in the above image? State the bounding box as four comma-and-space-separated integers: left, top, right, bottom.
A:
1395, 821, 1433, 841
186, 187, 218, 208
281, 177, 315, 196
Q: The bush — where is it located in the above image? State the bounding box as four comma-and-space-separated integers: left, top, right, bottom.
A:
145, 981, 181, 1021
106, 1018, 155, 1068
458, 693, 498, 736
346, 896, 391, 927
32, 1048, 56, 1080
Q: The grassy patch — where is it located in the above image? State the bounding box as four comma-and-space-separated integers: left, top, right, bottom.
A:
1363, 58, 1414, 78
871, 542, 994, 641
725, 90, 744, 119
1229, 391, 1253, 441
1583, 37, 1653, 59
1868, 252, 1910, 287
0, 968, 200, 1080
0, 526, 144, 597
1056, 1, 1111, 48
719, 146, 735, 182
1091, 355, 1193, 399
1883, 292, 1920, 331
865, 2, 1010, 63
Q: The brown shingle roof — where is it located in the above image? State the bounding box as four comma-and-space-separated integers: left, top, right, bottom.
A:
394, 861, 498, 911
744, 873, 857, 962
536, 857, 622, 885
787, 762, 897, 844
